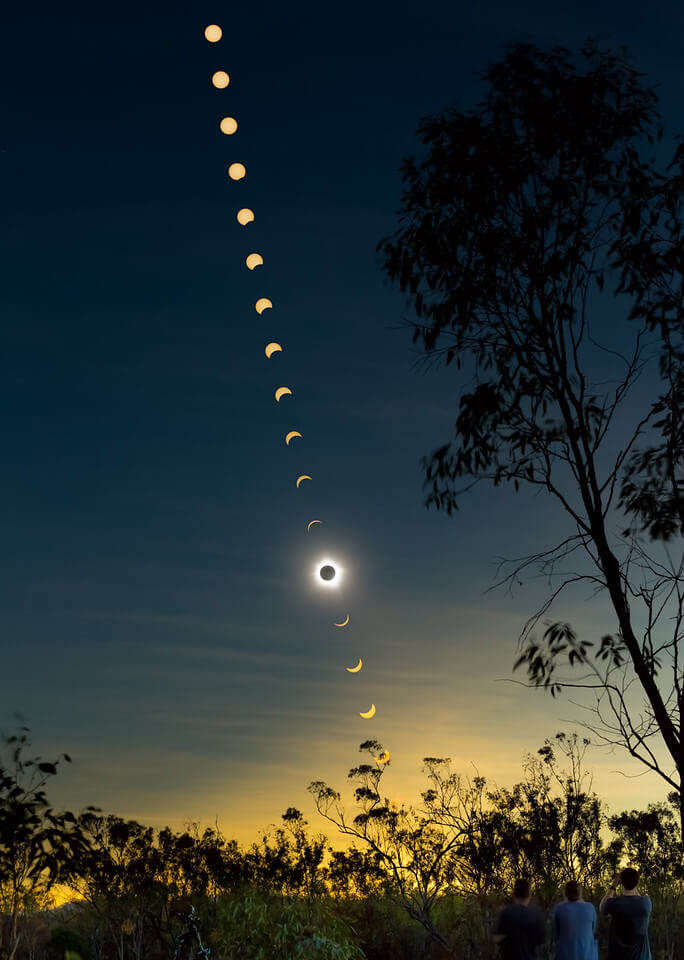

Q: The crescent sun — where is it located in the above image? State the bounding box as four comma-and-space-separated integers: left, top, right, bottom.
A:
335, 615, 350, 627
265, 342, 282, 359
307, 519, 322, 531
346, 658, 362, 673
275, 387, 292, 402
285, 431, 302, 446
359, 703, 376, 719
255, 298, 273, 314
296, 475, 312, 488
246, 253, 264, 270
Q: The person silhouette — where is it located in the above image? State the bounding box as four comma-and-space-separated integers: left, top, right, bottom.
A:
553, 880, 598, 960
599, 868, 652, 960
494, 878, 547, 960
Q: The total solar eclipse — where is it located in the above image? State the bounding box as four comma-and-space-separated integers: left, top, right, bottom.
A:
315, 559, 343, 587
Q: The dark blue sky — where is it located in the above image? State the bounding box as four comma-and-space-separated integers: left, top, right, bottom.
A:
2, 0, 681, 838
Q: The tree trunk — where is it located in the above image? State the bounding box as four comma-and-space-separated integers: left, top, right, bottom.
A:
7, 934, 19, 960
591, 517, 681, 777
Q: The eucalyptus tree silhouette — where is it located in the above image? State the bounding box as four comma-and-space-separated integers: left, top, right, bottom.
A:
379, 36, 684, 832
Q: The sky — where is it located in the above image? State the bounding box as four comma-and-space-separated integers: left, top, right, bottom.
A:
1, 0, 682, 845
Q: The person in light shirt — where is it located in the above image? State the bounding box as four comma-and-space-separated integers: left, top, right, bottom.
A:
552, 879, 598, 960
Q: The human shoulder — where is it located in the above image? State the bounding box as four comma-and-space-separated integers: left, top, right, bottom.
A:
495, 903, 514, 931
599, 896, 615, 915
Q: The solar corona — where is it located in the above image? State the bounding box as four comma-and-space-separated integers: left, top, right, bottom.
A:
314, 559, 343, 588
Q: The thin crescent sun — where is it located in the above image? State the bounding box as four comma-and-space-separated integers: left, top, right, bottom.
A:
296, 475, 312, 488
359, 704, 376, 719
265, 342, 282, 359
285, 431, 302, 446
335, 615, 350, 627
275, 387, 292, 402
307, 520, 322, 531
346, 658, 362, 673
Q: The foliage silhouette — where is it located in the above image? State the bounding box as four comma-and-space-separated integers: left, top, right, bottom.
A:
2, 729, 683, 959
609, 799, 684, 960
378, 36, 684, 831
0, 727, 96, 959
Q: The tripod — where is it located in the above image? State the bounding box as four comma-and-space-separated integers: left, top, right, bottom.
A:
170, 903, 211, 960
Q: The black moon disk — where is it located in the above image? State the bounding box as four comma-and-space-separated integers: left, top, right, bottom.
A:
319, 564, 336, 581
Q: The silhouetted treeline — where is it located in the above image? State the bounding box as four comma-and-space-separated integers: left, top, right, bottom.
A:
1, 730, 682, 960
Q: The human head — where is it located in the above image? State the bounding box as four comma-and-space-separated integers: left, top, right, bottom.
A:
513, 878, 532, 900
564, 880, 581, 901
620, 868, 639, 891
